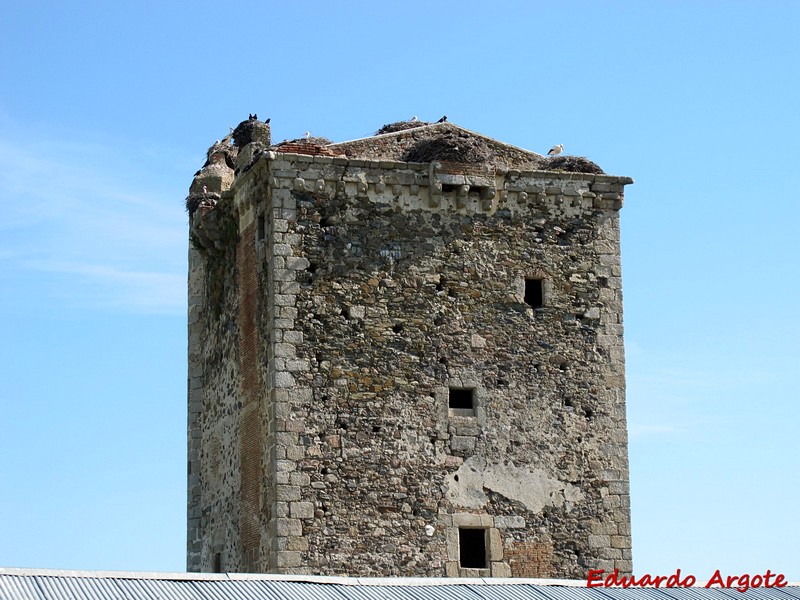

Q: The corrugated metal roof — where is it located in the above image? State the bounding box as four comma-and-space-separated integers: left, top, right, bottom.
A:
0, 569, 797, 600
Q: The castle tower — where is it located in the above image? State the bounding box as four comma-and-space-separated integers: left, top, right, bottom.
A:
186, 118, 633, 577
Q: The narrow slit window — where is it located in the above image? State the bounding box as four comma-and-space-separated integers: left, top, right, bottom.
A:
256, 214, 266, 242
212, 552, 222, 573
449, 388, 474, 414
459, 528, 487, 569
524, 278, 544, 307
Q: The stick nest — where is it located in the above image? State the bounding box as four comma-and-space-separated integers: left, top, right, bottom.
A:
402, 131, 494, 164
185, 192, 220, 217
543, 155, 604, 174
375, 120, 431, 135
273, 136, 333, 147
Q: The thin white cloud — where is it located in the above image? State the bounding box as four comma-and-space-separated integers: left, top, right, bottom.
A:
0, 130, 190, 315
21, 259, 186, 314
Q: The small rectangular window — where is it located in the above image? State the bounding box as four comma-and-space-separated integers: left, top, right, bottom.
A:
212, 552, 222, 573
449, 388, 474, 415
524, 278, 544, 307
459, 528, 487, 569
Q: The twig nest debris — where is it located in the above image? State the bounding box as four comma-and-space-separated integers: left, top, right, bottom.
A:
185, 191, 221, 217
544, 155, 604, 174
403, 131, 494, 164
273, 136, 333, 148
375, 120, 432, 135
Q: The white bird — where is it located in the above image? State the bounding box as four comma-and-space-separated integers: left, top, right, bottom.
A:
547, 144, 563, 156
410, 116, 418, 122
305, 131, 311, 140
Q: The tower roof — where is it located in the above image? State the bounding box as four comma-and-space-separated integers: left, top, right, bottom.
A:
328, 121, 604, 174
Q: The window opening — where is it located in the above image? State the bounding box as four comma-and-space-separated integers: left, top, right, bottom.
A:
256, 214, 266, 242
449, 388, 474, 411
524, 278, 544, 307
212, 552, 222, 573
459, 528, 487, 569
449, 388, 475, 416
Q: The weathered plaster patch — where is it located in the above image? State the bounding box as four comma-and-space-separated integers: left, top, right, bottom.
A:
446, 456, 583, 513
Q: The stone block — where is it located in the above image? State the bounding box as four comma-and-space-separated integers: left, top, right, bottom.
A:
445, 561, 460, 577
495, 516, 525, 529
290, 501, 315, 519
611, 535, 630, 549
274, 372, 295, 388
590, 521, 617, 535
274, 343, 296, 358
286, 445, 305, 460
287, 536, 309, 551
289, 472, 310, 486
489, 528, 503, 559
273, 269, 295, 282
276, 551, 302, 567
615, 560, 633, 573
282, 330, 304, 344
286, 359, 310, 372
452, 514, 486, 527
286, 256, 310, 270
491, 562, 511, 577
450, 436, 476, 453
273, 294, 295, 307
588, 534, 610, 549
276, 460, 296, 473
276, 485, 301, 501
275, 518, 302, 537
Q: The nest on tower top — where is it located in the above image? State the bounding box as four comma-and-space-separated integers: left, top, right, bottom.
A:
542, 155, 604, 174
403, 131, 494, 164
232, 118, 270, 147
375, 120, 431, 135
273, 136, 333, 148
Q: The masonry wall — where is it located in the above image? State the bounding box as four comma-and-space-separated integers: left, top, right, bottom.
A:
187, 233, 245, 571
188, 150, 631, 576
188, 139, 633, 576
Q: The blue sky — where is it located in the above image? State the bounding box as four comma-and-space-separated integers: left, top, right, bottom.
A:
1, 0, 798, 581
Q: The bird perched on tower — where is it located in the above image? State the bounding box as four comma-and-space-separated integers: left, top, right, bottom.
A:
437, 115, 448, 123
547, 144, 563, 156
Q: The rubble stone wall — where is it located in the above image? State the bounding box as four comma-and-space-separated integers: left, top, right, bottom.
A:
187, 223, 245, 571
189, 147, 632, 577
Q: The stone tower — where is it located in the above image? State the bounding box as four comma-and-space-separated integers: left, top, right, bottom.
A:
186, 118, 633, 577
